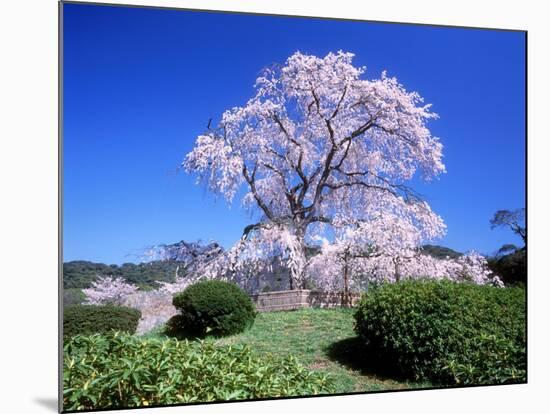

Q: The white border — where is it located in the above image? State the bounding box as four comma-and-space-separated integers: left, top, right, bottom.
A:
1, 0, 548, 413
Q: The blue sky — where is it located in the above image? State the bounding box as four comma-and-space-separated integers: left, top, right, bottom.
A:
63, 3, 526, 265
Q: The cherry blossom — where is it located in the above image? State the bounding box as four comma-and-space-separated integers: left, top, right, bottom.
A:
308, 246, 503, 293
156, 276, 193, 295
183, 50, 497, 292
82, 276, 139, 305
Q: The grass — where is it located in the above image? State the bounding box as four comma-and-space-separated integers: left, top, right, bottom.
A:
146, 308, 431, 394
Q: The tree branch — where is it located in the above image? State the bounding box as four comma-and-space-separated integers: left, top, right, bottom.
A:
242, 164, 275, 221
373, 123, 416, 146
330, 85, 348, 120
322, 180, 398, 197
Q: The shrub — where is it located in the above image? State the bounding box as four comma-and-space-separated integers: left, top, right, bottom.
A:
63, 333, 333, 410
354, 280, 526, 383
63, 305, 141, 339
172, 280, 256, 337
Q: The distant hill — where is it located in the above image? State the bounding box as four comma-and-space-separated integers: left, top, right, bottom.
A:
420, 244, 462, 259
63, 260, 183, 289
64, 240, 226, 289
63, 241, 226, 289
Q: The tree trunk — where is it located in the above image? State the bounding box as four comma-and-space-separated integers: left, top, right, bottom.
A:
343, 252, 350, 307
394, 258, 401, 282
289, 225, 307, 290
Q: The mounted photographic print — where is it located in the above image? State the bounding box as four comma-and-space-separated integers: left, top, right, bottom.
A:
60, 1, 527, 412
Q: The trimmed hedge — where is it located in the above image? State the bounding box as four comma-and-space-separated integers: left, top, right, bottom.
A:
63, 333, 334, 410
63, 305, 141, 339
354, 280, 526, 384
172, 280, 256, 337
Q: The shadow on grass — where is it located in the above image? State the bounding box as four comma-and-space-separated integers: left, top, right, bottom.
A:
162, 314, 206, 340
163, 326, 205, 340
163, 316, 238, 341
164, 330, 201, 340
325, 337, 410, 382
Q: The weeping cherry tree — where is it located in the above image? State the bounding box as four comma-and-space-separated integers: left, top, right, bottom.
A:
183, 50, 451, 291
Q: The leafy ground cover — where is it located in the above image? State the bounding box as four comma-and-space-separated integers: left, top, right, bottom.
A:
146, 308, 430, 393
63, 333, 332, 410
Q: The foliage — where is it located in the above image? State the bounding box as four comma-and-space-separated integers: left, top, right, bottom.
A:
163, 314, 187, 337
63, 332, 334, 410
487, 248, 526, 286
354, 280, 526, 383
82, 276, 139, 305
495, 244, 520, 257
63, 305, 141, 339
443, 333, 526, 385
184, 50, 447, 290
63, 288, 85, 306
144, 308, 428, 394
487, 208, 527, 286
172, 280, 256, 337
63, 260, 184, 289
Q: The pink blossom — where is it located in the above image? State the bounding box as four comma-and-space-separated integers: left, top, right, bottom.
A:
182, 51, 501, 292
82, 276, 139, 305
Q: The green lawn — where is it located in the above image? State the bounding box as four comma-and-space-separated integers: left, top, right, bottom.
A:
147, 308, 430, 394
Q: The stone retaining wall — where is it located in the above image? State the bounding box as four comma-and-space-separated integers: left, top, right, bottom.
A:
123, 289, 362, 334
122, 291, 177, 335
251, 289, 361, 312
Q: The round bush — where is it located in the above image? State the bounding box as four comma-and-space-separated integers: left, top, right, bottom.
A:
354, 280, 526, 383
172, 280, 256, 337
63, 305, 141, 339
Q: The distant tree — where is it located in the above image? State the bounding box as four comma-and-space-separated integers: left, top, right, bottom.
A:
487, 209, 527, 286
82, 276, 139, 305
496, 243, 520, 257
490, 208, 526, 245
487, 249, 526, 286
